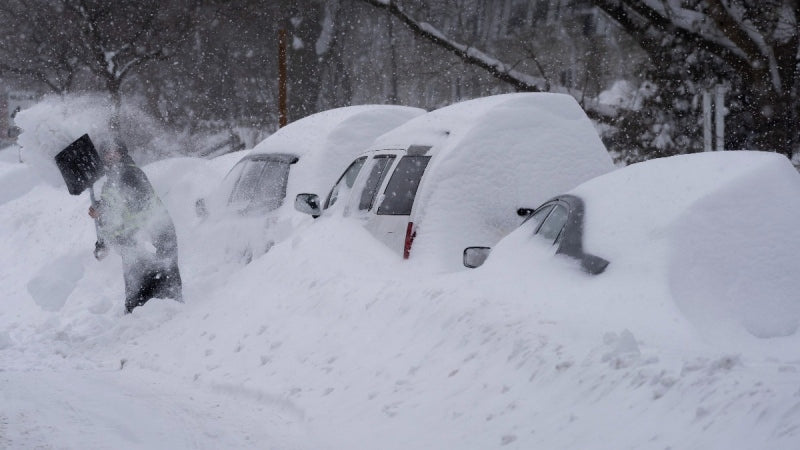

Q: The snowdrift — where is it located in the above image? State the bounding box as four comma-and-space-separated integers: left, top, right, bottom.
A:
572, 151, 800, 338
3, 109, 800, 449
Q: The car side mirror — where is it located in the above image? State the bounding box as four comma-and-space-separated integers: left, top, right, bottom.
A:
295, 193, 321, 217
517, 208, 535, 217
463, 246, 491, 268
195, 198, 208, 219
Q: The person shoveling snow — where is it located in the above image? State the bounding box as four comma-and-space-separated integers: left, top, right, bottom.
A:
88, 138, 183, 313
16, 95, 185, 315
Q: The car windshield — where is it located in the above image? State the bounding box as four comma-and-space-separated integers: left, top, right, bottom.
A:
523, 204, 554, 233
376, 155, 431, 215
228, 157, 291, 212
536, 204, 569, 243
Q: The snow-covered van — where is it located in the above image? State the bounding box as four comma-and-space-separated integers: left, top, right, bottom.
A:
295, 93, 615, 270
195, 105, 425, 262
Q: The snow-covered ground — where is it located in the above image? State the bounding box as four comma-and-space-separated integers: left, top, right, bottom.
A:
2, 134, 800, 449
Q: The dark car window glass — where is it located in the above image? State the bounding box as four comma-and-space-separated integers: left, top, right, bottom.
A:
358, 155, 395, 211
536, 204, 569, 244
523, 204, 554, 233
325, 156, 367, 209
376, 155, 431, 216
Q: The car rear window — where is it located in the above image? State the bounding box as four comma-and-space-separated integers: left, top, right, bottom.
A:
376, 155, 431, 216
228, 158, 291, 212
358, 155, 396, 211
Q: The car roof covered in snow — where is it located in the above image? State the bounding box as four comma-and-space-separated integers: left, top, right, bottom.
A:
384, 93, 615, 270
205, 105, 425, 218
251, 104, 425, 201
251, 104, 424, 158
571, 151, 800, 259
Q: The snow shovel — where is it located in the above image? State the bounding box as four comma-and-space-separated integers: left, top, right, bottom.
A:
54, 134, 106, 252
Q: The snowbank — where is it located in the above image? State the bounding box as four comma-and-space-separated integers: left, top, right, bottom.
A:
2, 116, 800, 449
572, 151, 800, 338
0, 146, 37, 206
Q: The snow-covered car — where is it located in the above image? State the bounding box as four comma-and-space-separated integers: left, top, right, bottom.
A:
465, 151, 800, 338
295, 93, 615, 270
464, 193, 611, 274
194, 104, 425, 262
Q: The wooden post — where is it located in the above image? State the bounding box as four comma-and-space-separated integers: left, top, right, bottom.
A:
0, 90, 7, 141
278, 28, 288, 128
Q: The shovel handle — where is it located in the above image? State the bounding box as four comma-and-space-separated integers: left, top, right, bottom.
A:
89, 186, 104, 246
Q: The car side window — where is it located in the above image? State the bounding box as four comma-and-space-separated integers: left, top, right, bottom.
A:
358, 155, 395, 211
536, 204, 569, 244
376, 155, 431, 215
325, 156, 367, 209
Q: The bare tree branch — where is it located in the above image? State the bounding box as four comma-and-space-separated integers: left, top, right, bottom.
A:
355, 0, 544, 93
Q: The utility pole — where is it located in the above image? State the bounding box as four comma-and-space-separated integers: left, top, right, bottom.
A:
387, 10, 398, 104
278, 28, 288, 128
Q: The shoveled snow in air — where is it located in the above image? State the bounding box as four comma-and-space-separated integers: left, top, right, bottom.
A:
2, 101, 800, 449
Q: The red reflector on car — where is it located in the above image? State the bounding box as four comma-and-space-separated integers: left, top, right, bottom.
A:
403, 222, 416, 260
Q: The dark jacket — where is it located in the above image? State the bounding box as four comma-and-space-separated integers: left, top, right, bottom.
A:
95, 154, 183, 310
97, 158, 170, 247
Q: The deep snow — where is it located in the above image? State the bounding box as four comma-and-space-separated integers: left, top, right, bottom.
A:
2, 137, 800, 449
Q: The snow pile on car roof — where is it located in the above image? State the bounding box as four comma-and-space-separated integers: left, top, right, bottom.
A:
251, 105, 425, 201
573, 151, 800, 338
376, 93, 614, 270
